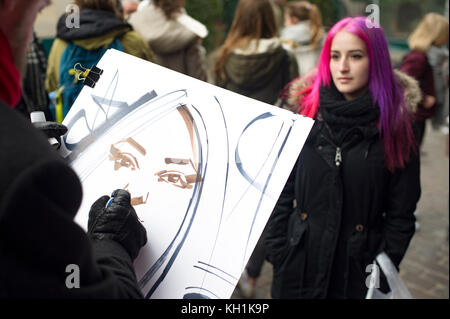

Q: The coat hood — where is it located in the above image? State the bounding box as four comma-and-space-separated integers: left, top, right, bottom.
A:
285, 69, 422, 113
224, 38, 286, 89
129, 5, 202, 54
57, 9, 131, 49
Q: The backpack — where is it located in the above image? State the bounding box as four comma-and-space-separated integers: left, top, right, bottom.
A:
54, 38, 124, 122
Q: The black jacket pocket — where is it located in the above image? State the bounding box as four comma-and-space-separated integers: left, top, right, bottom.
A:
288, 209, 308, 246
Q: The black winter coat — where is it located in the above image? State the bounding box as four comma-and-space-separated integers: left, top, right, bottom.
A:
0, 102, 143, 298
265, 118, 421, 299
216, 41, 298, 105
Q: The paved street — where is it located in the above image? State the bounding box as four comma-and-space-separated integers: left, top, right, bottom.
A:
232, 122, 449, 299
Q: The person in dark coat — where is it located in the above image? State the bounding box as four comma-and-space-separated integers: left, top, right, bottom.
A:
265, 16, 421, 299
399, 13, 449, 147
0, 0, 147, 299
13, 32, 51, 119
214, 0, 298, 106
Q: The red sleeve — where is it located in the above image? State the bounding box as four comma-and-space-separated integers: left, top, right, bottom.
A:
399, 51, 427, 80
0, 30, 22, 107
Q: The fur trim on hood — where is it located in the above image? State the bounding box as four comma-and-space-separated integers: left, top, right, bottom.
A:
284, 69, 422, 114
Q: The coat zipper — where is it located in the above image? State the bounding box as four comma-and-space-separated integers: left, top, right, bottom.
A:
335, 147, 342, 167
320, 133, 343, 167
321, 122, 344, 167
321, 121, 364, 167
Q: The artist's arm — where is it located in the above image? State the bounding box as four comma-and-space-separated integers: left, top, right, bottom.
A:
88, 189, 148, 298
88, 239, 144, 298
0, 103, 146, 298
0, 160, 145, 298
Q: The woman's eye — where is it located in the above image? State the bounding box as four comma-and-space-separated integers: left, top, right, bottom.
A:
331, 55, 339, 60
352, 54, 363, 60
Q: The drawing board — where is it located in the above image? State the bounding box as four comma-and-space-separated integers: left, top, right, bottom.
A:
61, 49, 314, 298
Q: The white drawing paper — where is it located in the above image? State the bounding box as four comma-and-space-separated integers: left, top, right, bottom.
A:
61, 49, 314, 299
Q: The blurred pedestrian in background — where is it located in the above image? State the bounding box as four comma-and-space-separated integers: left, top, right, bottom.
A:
14, 32, 51, 120
46, 0, 154, 121
428, 26, 449, 134
399, 13, 449, 147
214, 0, 298, 107
265, 16, 421, 299
121, 0, 140, 18
270, 0, 286, 31
129, 0, 209, 82
280, 1, 325, 77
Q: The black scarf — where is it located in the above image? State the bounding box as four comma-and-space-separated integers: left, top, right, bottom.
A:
319, 83, 380, 127
317, 83, 380, 144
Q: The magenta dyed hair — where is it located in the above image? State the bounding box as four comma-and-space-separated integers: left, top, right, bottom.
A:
298, 16, 416, 171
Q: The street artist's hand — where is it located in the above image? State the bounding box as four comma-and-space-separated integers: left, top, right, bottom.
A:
33, 121, 68, 140
88, 189, 147, 260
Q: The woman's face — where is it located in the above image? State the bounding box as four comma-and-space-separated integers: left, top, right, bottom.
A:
329, 30, 370, 100
283, 10, 298, 27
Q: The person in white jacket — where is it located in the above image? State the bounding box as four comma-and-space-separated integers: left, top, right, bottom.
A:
280, 1, 325, 77
129, 0, 209, 82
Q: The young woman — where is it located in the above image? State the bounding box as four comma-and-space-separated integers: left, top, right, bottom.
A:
281, 1, 325, 77
400, 13, 449, 146
265, 16, 422, 299
129, 0, 209, 82
214, 0, 298, 106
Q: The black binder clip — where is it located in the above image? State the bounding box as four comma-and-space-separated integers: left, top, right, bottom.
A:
84, 65, 103, 88
73, 63, 103, 89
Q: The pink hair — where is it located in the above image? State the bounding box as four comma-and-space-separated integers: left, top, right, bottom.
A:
297, 16, 416, 171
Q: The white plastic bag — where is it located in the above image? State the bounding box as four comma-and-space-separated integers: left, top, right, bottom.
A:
366, 252, 413, 299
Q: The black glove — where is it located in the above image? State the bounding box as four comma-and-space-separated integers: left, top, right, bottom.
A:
33, 121, 68, 149
33, 121, 68, 139
88, 189, 147, 260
